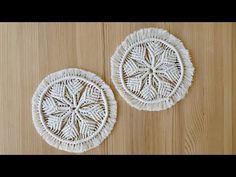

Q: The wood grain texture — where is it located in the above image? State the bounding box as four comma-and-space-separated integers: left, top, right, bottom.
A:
0, 23, 235, 154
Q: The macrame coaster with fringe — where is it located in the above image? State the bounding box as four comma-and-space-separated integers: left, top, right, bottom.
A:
32, 68, 117, 153
111, 28, 194, 111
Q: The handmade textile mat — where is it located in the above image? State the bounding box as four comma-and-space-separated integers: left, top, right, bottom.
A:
32, 68, 117, 153
111, 28, 194, 111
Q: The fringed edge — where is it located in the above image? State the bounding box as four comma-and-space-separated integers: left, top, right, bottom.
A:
32, 68, 117, 153
111, 28, 194, 111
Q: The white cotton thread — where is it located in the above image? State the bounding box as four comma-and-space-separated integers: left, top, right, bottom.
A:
111, 28, 194, 111
32, 68, 117, 153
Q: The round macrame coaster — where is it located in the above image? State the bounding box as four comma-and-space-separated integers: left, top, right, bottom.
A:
32, 68, 117, 153
111, 28, 194, 111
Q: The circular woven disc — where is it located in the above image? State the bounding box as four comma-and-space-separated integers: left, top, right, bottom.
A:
32, 68, 117, 153
111, 28, 194, 111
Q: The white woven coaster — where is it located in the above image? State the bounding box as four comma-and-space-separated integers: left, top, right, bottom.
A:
111, 28, 194, 111
32, 68, 117, 153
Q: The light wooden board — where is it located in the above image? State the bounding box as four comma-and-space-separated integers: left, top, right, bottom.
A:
0, 23, 235, 154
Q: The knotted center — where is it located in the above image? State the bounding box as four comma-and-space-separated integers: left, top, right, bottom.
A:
148, 68, 154, 74
70, 106, 76, 112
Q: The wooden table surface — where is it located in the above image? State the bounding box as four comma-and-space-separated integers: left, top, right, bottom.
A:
0, 23, 235, 154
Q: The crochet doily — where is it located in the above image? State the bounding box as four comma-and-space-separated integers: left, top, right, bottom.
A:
111, 28, 194, 111
32, 68, 117, 153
